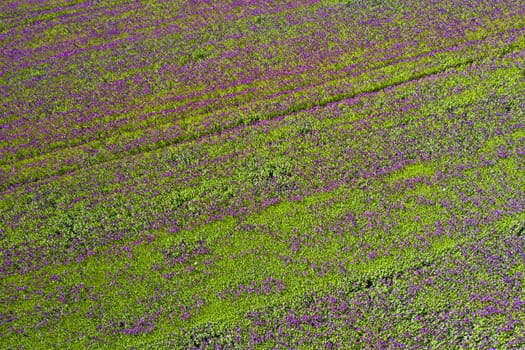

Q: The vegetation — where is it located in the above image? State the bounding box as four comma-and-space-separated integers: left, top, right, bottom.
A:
1, 0, 524, 348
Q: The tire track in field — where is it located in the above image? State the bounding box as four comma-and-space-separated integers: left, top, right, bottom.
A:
1, 43, 523, 192
3, 23, 520, 168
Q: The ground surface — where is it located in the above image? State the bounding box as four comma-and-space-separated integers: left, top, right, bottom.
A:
1, 0, 525, 348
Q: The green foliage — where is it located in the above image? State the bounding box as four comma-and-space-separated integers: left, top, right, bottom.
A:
2, 0, 525, 348
190, 46, 214, 62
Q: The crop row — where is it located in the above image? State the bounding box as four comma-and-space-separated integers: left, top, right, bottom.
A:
2, 0, 524, 189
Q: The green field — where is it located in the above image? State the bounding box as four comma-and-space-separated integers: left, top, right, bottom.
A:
1, 0, 525, 348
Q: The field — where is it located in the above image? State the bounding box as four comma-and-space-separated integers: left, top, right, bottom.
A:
1, 0, 525, 348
